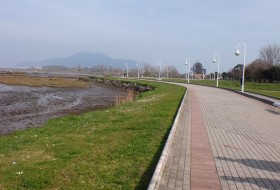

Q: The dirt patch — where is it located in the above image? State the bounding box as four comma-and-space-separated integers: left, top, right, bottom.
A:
0, 83, 129, 135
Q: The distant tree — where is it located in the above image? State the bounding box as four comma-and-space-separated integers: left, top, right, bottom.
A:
234, 64, 243, 71
229, 64, 243, 80
246, 59, 273, 82
263, 66, 280, 83
202, 67, 206, 75
143, 63, 157, 77
221, 72, 229, 80
259, 44, 280, 65
208, 72, 215, 80
165, 65, 180, 78
193, 62, 204, 74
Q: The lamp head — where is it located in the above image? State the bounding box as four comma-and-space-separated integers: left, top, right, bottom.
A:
235, 50, 240, 56
213, 59, 216, 63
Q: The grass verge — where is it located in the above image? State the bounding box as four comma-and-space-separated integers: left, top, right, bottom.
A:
162, 78, 280, 99
0, 80, 185, 189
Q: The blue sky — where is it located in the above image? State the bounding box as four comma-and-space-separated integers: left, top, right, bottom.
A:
0, 0, 279, 72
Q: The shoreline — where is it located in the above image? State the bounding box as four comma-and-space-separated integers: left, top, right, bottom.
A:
0, 78, 131, 135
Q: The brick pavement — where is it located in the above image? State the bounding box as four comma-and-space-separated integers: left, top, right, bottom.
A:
157, 84, 280, 190
190, 90, 221, 190
158, 89, 191, 190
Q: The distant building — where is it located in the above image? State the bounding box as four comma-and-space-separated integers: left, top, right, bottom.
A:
193, 74, 204, 79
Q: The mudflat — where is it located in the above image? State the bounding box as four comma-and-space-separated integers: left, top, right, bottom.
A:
0, 73, 129, 135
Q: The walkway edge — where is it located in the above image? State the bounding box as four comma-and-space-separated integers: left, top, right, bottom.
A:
230, 90, 275, 105
147, 88, 188, 190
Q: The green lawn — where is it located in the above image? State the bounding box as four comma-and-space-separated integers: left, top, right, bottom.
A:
0, 80, 185, 189
163, 78, 280, 99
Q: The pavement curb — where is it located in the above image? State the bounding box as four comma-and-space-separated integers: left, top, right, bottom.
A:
228, 89, 275, 105
147, 88, 188, 190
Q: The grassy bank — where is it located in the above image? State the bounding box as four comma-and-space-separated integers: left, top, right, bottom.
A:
163, 78, 280, 99
0, 80, 185, 189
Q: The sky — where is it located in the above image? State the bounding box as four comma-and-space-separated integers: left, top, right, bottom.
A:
0, 0, 279, 73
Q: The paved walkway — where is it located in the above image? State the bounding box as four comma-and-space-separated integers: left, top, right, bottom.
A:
157, 84, 280, 190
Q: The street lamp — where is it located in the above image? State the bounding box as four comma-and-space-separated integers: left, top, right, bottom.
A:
124, 63, 128, 78
136, 61, 140, 78
213, 53, 220, 87
235, 42, 247, 93
156, 61, 161, 80
202, 67, 205, 80
192, 63, 194, 80
185, 58, 190, 83
141, 64, 144, 78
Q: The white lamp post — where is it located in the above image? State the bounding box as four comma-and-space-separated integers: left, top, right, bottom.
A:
191, 63, 194, 80
185, 58, 190, 83
156, 61, 161, 80
136, 62, 140, 78
202, 67, 205, 80
213, 53, 220, 87
235, 42, 247, 93
141, 64, 144, 78
125, 63, 128, 78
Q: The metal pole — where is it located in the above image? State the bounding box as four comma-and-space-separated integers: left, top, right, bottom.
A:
137, 63, 139, 78
125, 63, 128, 78
202, 68, 205, 80
188, 62, 190, 83
192, 64, 194, 80
242, 53, 246, 92
213, 54, 220, 87
185, 58, 190, 83
157, 61, 161, 79
235, 42, 247, 93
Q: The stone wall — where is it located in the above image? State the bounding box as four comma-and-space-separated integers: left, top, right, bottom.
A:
88, 77, 154, 92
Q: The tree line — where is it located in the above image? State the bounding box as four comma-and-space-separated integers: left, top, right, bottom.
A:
228, 44, 280, 83
91, 64, 181, 78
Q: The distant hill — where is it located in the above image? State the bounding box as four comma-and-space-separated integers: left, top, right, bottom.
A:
18, 52, 139, 69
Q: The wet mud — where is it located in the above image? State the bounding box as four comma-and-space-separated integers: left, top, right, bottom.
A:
0, 83, 129, 135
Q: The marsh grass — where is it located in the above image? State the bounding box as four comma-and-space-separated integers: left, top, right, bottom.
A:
0, 73, 89, 88
114, 89, 137, 107
0, 80, 185, 189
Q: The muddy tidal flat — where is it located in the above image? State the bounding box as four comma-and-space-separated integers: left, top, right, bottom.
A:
0, 83, 128, 135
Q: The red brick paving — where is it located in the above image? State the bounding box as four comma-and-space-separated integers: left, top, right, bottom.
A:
157, 84, 280, 190
191, 90, 221, 190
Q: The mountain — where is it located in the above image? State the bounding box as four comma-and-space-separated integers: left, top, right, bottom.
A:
18, 52, 139, 69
